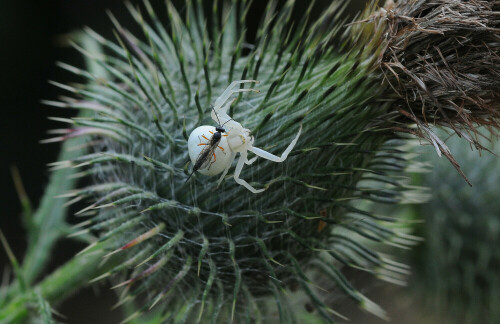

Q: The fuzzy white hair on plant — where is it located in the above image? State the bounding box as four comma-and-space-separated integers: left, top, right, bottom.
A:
188, 80, 302, 193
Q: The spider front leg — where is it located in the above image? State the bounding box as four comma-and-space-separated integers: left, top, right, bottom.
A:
212, 80, 259, 115
233, 151, 265, 193
248, 124, 302, 162
245, 155, 258, 165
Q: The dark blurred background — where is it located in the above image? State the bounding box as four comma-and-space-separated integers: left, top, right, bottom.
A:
0, 1, 369, 323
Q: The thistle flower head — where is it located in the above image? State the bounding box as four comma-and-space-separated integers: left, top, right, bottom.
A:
42, 0, 499, 322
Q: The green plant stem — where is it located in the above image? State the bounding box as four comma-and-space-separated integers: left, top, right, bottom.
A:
0, 125, 91, 310
0, 243, 125, 323
0, 34, 109, 319
21, 135, 88, 284
21, 32, 106, 284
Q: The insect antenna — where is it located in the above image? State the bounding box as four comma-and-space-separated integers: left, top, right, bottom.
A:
221, 118, 233, 127
211, 106, 233, 127
211, 106, 222, 126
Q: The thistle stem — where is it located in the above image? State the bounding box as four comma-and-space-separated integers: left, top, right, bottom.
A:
0, 243, 125, 323
21, 33, 108, 284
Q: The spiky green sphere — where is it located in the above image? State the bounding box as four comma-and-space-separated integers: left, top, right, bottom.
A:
49, 1, 417, 322
414, 133, 500, 324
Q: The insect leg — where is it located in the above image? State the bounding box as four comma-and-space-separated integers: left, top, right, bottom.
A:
208, 151, 217, 170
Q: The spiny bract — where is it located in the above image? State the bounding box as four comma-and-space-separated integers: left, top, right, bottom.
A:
48, 1, 419, 322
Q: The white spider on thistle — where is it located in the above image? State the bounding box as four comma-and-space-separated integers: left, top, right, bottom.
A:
187, 80, 302, 193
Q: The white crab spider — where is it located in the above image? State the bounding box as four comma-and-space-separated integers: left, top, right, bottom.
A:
188, 80, 302, 193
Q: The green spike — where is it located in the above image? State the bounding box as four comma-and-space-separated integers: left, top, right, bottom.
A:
197, 258, 215, 323
112, 30, 163, 121
71, 152, 156, 170
99, 216, 146, 243
149, 256, 192, 310
137, 230, 184, 267
269, 282, 287, 324
89, 248, 149, 283
194, 87, 204, 125
242, 284, 261, 324
210, 280, 224, 324
87, 116, 157, 141
202, 43, 212, 105
85, 210, 138, 232
142, 155, 176, 174
34, 290, 55, 324
175, 292, 198, 324
139, 19, 179, 122
0, 230, 28, 293
288, 254, 344, 323
197, 236, 209, 277
228, 239, 241, 322
140, 200, 180, 213
182, 117, 189, 141
210, 0, 221, 72
184, 1, 202, 72
166, 0, 192, 105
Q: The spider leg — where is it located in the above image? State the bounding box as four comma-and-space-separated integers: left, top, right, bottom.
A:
245, 156, 258, 165
217, 152, 236, 187
248, 124, 302, 162
233, 151, 265, 193
213, 80, 259, 110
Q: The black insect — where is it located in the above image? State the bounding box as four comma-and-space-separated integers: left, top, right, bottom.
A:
186, 109, 231, 182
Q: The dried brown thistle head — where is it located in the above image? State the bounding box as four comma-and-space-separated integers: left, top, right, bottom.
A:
378, 0, 500, 184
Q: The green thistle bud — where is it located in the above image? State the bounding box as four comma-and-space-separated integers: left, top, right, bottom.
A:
413, 132, 500, 324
